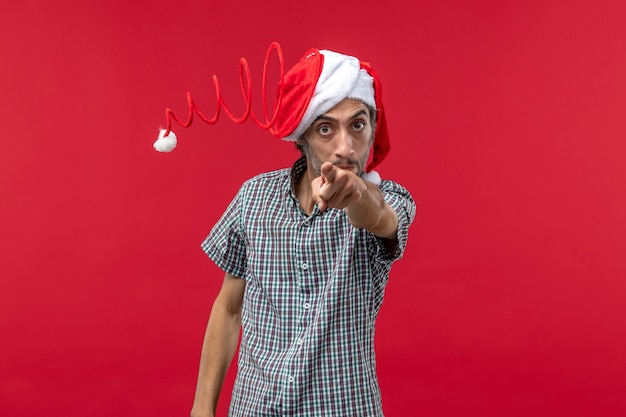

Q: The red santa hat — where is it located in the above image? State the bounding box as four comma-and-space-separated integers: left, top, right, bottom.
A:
154, 43, 390, 172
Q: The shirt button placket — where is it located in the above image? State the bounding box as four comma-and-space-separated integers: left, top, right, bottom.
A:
297, 218, 313, 330
300, 259, 311, 326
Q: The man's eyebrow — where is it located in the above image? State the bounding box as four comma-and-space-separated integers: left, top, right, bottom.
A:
314, 114, 337, 123
350, 109, 369, 119
313, 109, 369, 123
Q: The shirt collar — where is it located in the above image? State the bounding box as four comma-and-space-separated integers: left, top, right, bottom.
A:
290, 155, 308, 188
289, 156, 322, 219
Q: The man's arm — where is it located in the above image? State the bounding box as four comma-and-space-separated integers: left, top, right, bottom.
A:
190, 273, 245, 417
313, 162, 398, 239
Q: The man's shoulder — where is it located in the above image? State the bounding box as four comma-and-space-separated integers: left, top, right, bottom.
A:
238, 167, 292, 193
244, 167, 290, 184
379, 178, 411, 195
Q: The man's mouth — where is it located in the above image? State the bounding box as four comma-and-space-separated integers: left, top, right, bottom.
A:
338, 165, 356, 171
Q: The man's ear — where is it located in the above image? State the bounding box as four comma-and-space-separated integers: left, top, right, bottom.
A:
294, 135, 305, 153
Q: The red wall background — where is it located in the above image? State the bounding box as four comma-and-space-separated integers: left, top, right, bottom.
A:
1, 1, 625, 416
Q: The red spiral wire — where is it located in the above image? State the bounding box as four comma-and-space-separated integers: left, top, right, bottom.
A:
162, 42, 285, 137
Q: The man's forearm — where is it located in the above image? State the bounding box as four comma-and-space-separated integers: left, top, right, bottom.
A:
345, 180, 398, 239
190, 302, 241, 417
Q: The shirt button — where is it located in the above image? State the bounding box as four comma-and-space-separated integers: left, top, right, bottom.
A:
303, 220, 311, 227
303, 303, 310, 310
301, 262, 309, 271
297, 339, 303, 346
288, 376, 295, 383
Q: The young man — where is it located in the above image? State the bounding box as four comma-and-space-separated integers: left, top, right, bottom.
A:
184, 47, 416, 417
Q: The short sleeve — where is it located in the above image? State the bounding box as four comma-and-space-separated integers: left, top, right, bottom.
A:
369, 179, 416, 262
201, 187, 248, 278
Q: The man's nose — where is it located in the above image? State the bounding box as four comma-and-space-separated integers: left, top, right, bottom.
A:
334, 128, 354, 158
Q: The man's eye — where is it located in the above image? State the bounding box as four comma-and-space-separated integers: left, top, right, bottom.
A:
318, 125, 332, 135
353, 121, 365, 131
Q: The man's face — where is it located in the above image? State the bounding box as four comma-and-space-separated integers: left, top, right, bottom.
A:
298, 98, 373, 177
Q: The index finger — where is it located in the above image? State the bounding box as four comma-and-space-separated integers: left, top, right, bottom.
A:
320, 162, 336, 183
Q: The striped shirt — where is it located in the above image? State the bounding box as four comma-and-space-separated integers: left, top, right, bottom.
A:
202, 157, 415, 417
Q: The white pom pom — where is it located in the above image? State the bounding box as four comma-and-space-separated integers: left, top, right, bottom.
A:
153, 129, 177, 152
362, 170, 381, 186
